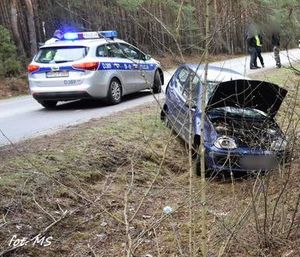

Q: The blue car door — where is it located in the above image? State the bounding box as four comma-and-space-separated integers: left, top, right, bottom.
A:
166, 66, 200, 141
176, 69, 200, 142
165, 67, 188, 134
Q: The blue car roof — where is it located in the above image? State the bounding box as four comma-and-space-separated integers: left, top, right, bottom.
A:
186, 64, 243, 76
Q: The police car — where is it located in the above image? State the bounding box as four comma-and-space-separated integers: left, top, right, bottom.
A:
28, 31, 164, 108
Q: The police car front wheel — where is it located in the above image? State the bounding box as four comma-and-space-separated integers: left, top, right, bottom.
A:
152, 71, 162, 94
107, 79, 122, 105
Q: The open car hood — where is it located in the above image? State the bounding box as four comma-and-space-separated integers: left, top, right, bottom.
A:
206, 79, 287, 118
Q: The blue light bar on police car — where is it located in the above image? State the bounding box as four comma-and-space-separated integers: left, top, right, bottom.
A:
83, 32, 100, 39
63, 32, 99, 40
63, 32, 79, 40
62, 31, 118, 41
99, 31, 118, 39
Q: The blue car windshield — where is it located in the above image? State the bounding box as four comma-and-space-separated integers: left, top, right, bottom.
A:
205, 81, 218, 104
209, 106, 267, 119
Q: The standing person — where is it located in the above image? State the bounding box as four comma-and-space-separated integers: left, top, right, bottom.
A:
247, 34, 259, 69
272, 32, 281, 68
255, 34, 264, 67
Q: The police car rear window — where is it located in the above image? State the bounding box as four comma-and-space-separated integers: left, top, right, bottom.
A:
35, 46, 88, 64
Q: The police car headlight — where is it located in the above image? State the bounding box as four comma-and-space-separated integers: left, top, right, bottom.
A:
214, 136, 237, 149
271, 138, 287, 151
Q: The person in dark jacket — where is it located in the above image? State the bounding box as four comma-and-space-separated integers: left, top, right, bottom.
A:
272, 32, 281, 68
255, 34, 264, 67
246, 33, 260, 69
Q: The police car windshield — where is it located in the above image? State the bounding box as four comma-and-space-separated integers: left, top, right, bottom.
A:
35, 46, 88, 64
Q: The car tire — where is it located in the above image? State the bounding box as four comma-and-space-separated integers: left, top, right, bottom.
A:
107, 78, 122, 105
160, 105, 172, 129
38, 100, 57, 109
152, 70, 162, 94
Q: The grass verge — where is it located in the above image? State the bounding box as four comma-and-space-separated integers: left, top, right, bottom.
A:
0, 75, 28, 99
0, 67, 299, 257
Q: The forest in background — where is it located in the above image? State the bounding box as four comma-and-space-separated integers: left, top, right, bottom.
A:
0, 0, 300, 62
0, 1, 300, 256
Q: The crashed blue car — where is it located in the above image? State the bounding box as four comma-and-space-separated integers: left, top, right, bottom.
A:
161, 64, 288, 175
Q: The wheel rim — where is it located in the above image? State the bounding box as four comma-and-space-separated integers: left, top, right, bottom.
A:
111, 81, 121, 101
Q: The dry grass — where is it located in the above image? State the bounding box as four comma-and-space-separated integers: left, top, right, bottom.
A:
0, 75, 28, 99
155, 54, 242, 70
0, 67, 299, 257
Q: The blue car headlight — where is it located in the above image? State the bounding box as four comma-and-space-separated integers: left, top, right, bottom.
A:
214, 136, 237, 150
271, 138, 287, 151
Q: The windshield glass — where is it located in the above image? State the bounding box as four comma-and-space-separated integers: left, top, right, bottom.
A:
35, 46, 88, 63
206, 81, 218, 100
209, 106, 267, 119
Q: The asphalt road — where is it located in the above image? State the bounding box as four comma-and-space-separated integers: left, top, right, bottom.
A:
1, 48, 299, 146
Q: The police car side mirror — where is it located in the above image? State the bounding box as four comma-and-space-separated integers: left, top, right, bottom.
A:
143, 54, 151, 61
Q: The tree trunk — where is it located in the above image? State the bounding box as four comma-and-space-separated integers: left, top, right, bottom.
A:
158, 2, 165, 53
200, 0, 210, 256
23, 0, 37, 57
10, 0, 26, 58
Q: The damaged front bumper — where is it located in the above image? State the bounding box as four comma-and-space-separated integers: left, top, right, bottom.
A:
205, 146, 290, 173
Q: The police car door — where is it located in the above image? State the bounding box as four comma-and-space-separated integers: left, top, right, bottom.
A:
103, 43, 137, 94
118, 43, 149, 91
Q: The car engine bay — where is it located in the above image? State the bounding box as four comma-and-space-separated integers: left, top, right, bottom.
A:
210, 116, 283, 150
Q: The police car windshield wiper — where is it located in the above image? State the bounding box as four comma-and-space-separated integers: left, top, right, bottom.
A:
54, 60, 70, 63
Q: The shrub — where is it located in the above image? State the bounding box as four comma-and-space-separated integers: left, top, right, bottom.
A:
0, 25, 22, 77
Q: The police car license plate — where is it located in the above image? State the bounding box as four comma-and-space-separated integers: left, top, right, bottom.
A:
46, 71, 69, 78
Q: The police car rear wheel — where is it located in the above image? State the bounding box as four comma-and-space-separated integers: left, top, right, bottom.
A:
107, 79, 122, 104
38, 100, 57, 109
152, 71, 162, 94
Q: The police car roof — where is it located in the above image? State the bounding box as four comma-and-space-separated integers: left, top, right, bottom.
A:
40, 38, 126, 48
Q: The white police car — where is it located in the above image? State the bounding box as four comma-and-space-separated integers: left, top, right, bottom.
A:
28, 31, 164, 108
